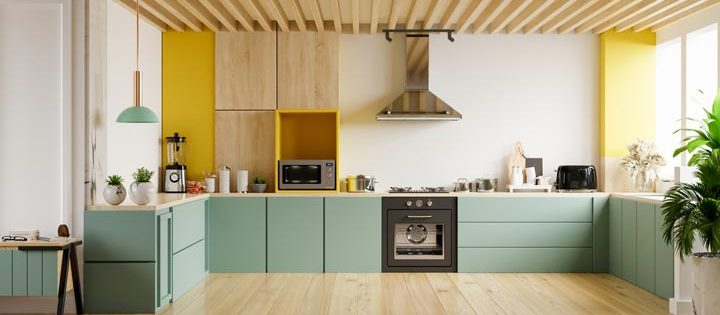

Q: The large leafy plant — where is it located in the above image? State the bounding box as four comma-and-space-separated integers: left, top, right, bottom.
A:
672, 91, 720, 166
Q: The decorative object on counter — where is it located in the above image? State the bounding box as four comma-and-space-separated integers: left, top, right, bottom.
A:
506, 184, 552, 193
103, 174, 126, 205
237, 170, 249, 193
57, 224, 70, 237
664, 90, 720, 315
5, 229, 39, 241
186, 181, 205, 194
346, 175, 377, 193
511, 166, 524, 186
454, 178, 470, 193
115, 0, 159, 124
218, 165, 230, 193
252, 176, 267, 193
525, 167, 536, 185
536, 176, 552, 186
525, 158, 543, 176
129, 167, 155, 205
164, 132, 187, 193
620, 139, 665, 192
507, 141, 526, 182
204, 175, 216, 193
473, 177, 497, 192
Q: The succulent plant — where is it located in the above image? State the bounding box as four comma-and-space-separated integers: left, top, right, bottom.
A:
133, 167, 154, 183
253, 176, 266, 184
106, 175, 124, 186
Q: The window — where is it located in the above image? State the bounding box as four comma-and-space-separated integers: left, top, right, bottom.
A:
656, 38, 682, 178
686, 24, 718, 127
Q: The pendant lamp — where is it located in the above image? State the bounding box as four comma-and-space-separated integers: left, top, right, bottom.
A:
116, 0, 159, 123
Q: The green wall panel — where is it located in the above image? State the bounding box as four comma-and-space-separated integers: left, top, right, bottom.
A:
621, 199, 637, 284
84, 262, 156, 314
655, 204, 674, 298
173, 240, 206, 301
42, 250, 57, 296
267, 197, 324, 272
85, 211, 156, 262
208, 197, 267, 272
12, 251, 27, 296
0, 251, 11, 295
459, 247, 593, 272
609, 197, 622, 277
172, 200, 206, 254
26, 251, 42, 296
593, 196, 610, 272
458, 223, 592, 247
459, 197, 592, 222
325, 197, 381, 272
636, 202, 656, 293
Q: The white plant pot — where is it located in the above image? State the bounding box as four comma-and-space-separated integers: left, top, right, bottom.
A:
102, 184, 126, 205
252, 183, 267, 193
693, 254, 720, 315
129, 181, 155, 205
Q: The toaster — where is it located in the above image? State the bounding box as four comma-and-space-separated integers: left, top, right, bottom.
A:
556, 165, 598, 192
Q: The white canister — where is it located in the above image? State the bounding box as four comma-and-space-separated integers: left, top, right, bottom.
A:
218, 167, 230, 193
511, 166, 524, 186
525, 167, 536, 185
204, 177, 216, 193
237, 170, 249, 193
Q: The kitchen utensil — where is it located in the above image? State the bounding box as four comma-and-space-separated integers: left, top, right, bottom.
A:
346, 175, 377, 192
536, 176, 552, 186
473, 178, 497, 192
218, 165, 230, 193
511, 166, 524, 186
164, 132, 187, 193
454, 178, 470, 192
525, 167, 536, 185
237, 170, 249, 193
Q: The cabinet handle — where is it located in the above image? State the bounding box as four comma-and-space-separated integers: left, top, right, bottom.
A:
406, 215, 432, 219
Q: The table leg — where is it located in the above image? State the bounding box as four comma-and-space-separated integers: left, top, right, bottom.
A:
69, 245, 83, 314
56, 248, 69, 315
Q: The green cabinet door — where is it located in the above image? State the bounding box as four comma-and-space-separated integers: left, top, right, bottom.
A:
84, 211, 157, 262
655, 204, 674, 298
609, 198, 622, 277
172, 240, 206, 301
636, 202, 656, 293
593, 196, 610, 272
0, 251, 11, 295
157, 210, 172, 308
267, 197, 324, 272
84, 262, 156, 314
325, 197, 381, 272
621, 200, 637, 284
172, 200, 206, 254
208, 197, 267, 272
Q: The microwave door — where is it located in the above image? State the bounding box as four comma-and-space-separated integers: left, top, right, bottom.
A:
283, 165, 321, 184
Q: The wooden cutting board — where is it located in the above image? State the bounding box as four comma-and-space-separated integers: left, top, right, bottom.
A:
507, 141, 526, 180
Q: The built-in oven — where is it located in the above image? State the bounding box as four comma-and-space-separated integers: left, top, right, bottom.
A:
382, 197, 457, 272
278, 159, 336, 190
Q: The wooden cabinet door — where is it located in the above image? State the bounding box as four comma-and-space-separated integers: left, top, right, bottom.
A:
215, 32, 276, 110
278, 32, 338, 109
267, 197, 324, 272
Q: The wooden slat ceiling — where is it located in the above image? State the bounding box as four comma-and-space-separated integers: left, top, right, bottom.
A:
118, 0, 720, 34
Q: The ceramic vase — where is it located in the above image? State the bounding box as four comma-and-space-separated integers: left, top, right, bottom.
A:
129, 181, 155, 205
102, 184, 126, 205
693, 254, 720, 315
252, 183, 267, 193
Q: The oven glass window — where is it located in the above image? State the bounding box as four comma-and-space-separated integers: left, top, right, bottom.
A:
282, 165, 321, 184
393, 223, 444, 260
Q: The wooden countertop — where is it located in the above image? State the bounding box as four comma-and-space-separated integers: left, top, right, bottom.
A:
86, 193, 210, 211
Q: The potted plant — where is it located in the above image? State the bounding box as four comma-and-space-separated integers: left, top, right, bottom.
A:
620, 139, 665, 192
129, 167, 156, 205
252, 176, 267, 193
664, 90, 720, 315
103, 175, 126, 205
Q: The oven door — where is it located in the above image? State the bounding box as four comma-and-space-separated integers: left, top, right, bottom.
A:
386, 209, 452, 267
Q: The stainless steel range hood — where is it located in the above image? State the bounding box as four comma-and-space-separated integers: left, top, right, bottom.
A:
376, 35, 461, 121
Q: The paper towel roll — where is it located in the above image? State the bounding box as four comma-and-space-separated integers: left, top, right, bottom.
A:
237, 170, 249, 193
219, 169, 230, 193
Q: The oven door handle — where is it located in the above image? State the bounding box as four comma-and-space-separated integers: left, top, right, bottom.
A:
406, 215, 432, 219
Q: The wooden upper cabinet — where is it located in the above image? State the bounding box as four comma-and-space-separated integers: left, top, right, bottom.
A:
278, 32, 339, 109
215, 32, 276, 110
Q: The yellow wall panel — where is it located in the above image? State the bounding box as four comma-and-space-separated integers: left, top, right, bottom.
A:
162, 31, 215, 180
600, 30, 656, 157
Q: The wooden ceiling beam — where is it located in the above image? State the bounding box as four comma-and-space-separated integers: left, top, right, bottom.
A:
153, 0, 202, 32
199, 0, 237, 31
635, 0, 712, 31
387, 0, 403, 29
593, 0, 663, 34
218, 0, 253, 31
307, 0, 324, 31
507, 0, 554, 34
138, 0, 184, 31
240, 0, 272, 32
352, 0, 360, 34
490, 0, 532, 34
473, 0, 512, 34
616, 0, 685, 32
541, 0, 597, 33
423, 0, 443, 29
653, 0, 720, 31
370, 0, 380, 33
286, 0, 307, 32
117, 0, 168, 31
524, 0, 575, 33
259, 0, 289, 31
440, 0, 465, 29
177, 0, 219, 31
575, 0, 642, 33
456, 0, 491, 33
557, 0, 621, 34
330, 0, 342, 32
405, 0, 424, 29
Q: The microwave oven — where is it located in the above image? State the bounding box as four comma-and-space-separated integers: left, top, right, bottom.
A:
278, 160, 336, 190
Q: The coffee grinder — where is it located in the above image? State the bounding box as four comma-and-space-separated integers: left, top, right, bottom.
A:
164, 132, 187, 193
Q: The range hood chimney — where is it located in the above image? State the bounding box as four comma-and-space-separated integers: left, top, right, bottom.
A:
376, 30, 461, 121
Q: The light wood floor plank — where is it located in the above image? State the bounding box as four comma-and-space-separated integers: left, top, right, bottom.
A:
472, 273, 537, 315
447, 273, 506, 314
557, 273, 658, 315
297, 273, 337, 315
267, 273, 314, 315
204, 273, 267, 315
328, 273, 360, 314
380, 273, 418, 315
176, 274, 243, 315
238, 273, 290, 315
425, 273, 475, 315
358, 273, 384, 315
403, 273, 447, 315
491, 273, 569, 315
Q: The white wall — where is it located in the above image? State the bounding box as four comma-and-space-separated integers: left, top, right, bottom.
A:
105, 0, 162, 193
339, 34, 599, 190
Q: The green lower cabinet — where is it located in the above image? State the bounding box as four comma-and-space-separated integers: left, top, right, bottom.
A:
208, 197, 266, 272
27, 251, 42, 296
609, 198, 622, 277
459, 248, 593, 272
173, 240, 206, 301
458, 197, 593, 222
636, 202, 656, 293
0, 251, 12, 295
172, 200, 206, 254
85, 211, 157, 262
459, 223, 592, 247
655, 204, 674, 298
12, 251, 27, 296
593, 196, 610, 272
621, 199, 637, 284
84, 262, 156, 313
267, 197, 324, 272
324, 197, 381, 272
41, 251, 58, 296
157, 210, 173, 308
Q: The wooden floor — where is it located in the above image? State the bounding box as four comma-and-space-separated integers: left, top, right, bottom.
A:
159, 273, 669, 315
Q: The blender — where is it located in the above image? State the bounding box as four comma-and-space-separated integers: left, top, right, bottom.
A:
164, 132, 187, 193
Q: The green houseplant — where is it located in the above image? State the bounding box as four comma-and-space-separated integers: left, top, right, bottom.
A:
102, 175, 126, 205
663, 89, 720, 315
252, 176, 267, 193
129, 167, 156, 205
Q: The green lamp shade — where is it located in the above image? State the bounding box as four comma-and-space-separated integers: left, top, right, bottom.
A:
116, 106, 159, 123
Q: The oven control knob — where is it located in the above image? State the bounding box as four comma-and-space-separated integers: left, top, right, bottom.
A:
415, 200, 423, 207
427, 199, 433, 207
406, 200, 413, 207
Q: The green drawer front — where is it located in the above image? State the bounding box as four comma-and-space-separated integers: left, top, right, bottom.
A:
655, 204, 674, 298
325, 197, 382, 272
173, 200, 206, 254
0, 251, 11, 295
621, 200, 637, 284
84, 262, 156, 314
636, 202, 656, 293
267, 197, 324, 272
173, 240, 206, 301
459, 248, 593, 272
458, 197, 592, 222
27, 251, 42, 296
12, 251, 27, 296
609, 198, 622, 277
85, 211, 157, 262
42, 251, 57, 296
208, 197, 267, 272
458, 223, 592, 248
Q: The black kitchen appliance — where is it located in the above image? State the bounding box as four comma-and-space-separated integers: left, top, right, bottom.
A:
556, 165, 598, 192
382, 197, 457, 272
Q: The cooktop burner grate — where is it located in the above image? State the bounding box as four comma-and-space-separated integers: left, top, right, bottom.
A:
388, 187, 450, 193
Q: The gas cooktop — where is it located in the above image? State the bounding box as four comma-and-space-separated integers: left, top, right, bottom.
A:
388, 187, 450, 193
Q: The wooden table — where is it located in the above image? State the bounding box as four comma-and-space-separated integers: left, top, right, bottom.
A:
0, 239, 83, 315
